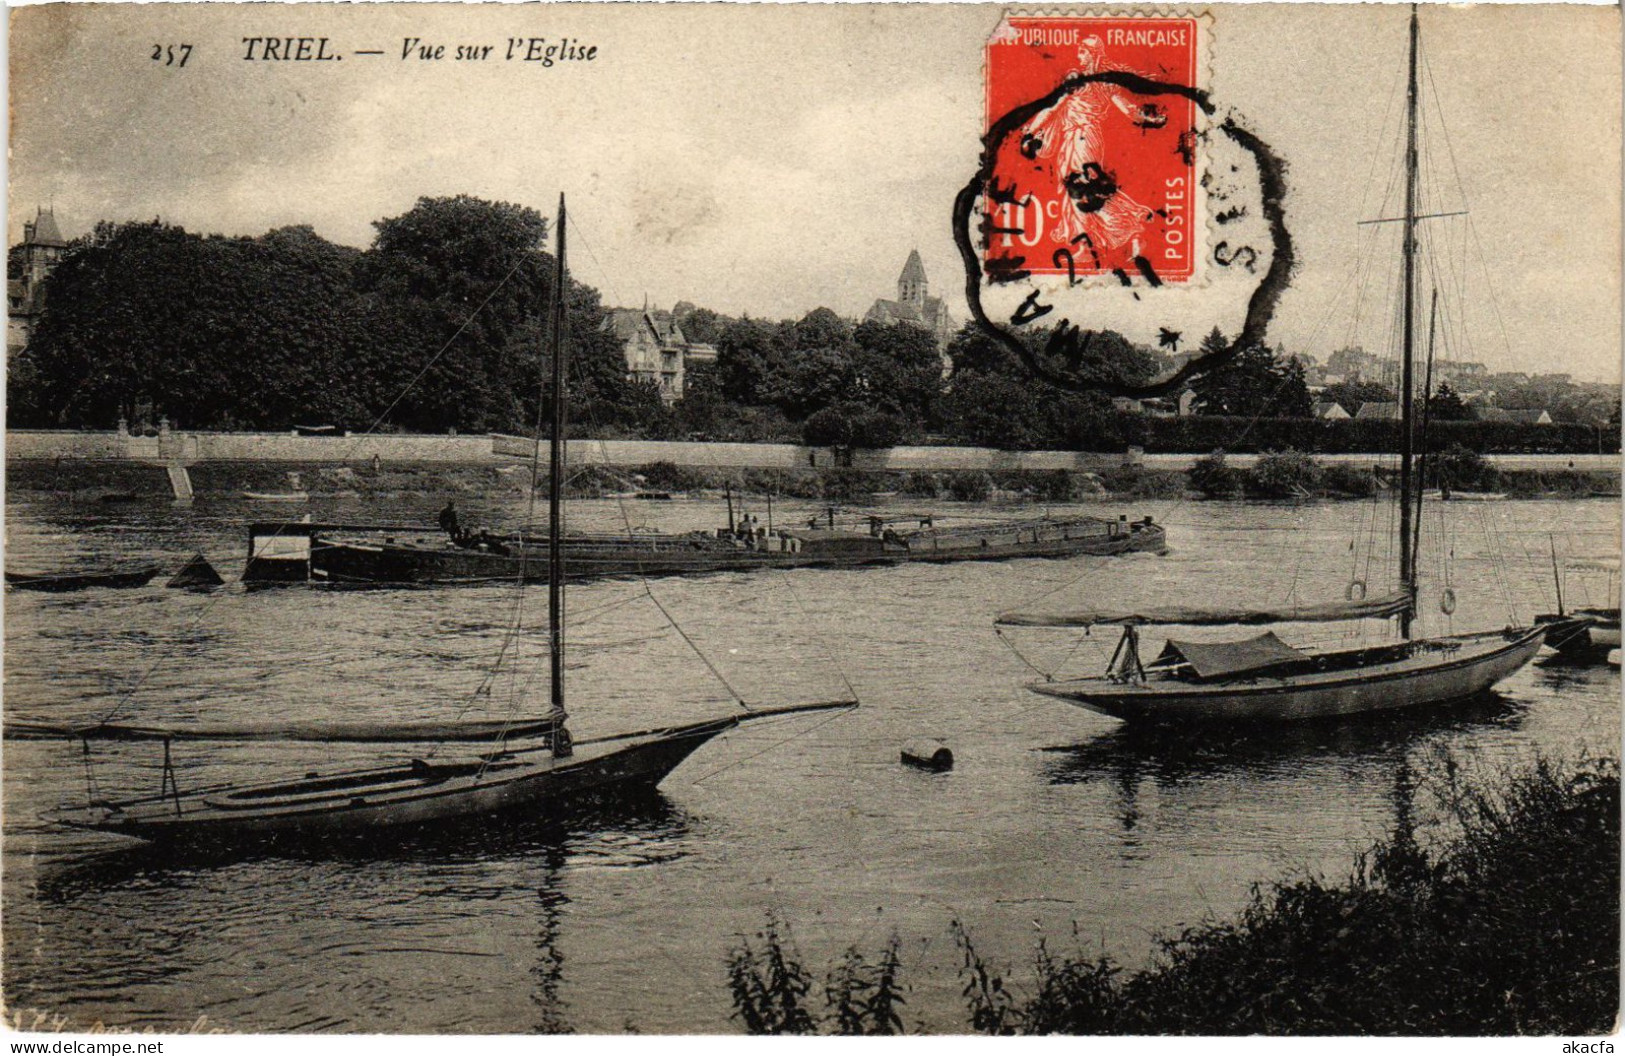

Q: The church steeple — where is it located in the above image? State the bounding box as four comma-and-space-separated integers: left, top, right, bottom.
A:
26, 206, 66, 248
897, 249, 928, 309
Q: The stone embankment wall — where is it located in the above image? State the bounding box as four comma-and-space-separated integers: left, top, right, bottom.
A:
6, 429, 1620, 474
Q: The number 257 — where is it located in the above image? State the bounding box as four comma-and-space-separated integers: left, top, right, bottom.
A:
152, 43, 192, 67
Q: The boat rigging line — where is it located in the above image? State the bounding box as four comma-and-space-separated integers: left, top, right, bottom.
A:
550, 208, 862, 720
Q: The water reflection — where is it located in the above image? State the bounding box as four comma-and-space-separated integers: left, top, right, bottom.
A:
1040, 692, 1526, 834
531, 842, 570, 1034
13, 793, 690, 1031
35, 791, 689, 901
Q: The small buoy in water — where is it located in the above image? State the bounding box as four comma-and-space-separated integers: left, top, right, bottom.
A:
167, 553, 224, 589
901, 738, 953, 772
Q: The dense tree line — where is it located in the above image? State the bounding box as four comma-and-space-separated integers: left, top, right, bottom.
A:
9, 197, 662, 434
23, 200, 1592, 448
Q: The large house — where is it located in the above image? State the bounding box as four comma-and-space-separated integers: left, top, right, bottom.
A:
600, 304, 716, 403
864, 250, 954, 348
7, 206, 67, 357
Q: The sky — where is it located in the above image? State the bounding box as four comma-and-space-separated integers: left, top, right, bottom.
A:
8, 3, 1622, 382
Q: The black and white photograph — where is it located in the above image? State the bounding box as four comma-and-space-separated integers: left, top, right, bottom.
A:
4, 1, 1620, 1039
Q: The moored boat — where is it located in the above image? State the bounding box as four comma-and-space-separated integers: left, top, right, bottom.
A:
1534, 556, 1620, 658
243, 511, 1166, 585
993, 8, 1545, 726
6, 565, 161, 592
1012, 621, 1544, 725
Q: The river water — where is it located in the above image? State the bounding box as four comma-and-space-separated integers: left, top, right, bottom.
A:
3, 488, 1618, 1033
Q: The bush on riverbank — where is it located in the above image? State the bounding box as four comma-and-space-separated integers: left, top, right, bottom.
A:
1244, 448, 1324, 499
1096, 464, 1189, 499
1321, 461, 1379, 497
726, 753, 1620, 1035
1188, 450, 1375, 500
1187, 450, 1241, 498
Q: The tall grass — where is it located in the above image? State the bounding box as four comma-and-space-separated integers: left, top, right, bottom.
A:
726, 913, 908, 1035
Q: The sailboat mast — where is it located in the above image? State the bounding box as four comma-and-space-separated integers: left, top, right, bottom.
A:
547, 194, 569, 723
1398, 4, 1420, 638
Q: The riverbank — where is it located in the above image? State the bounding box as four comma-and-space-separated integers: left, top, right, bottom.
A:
7, 429, 1620, 474
6, 457, 1618, 505
727, 753, 1620, 1035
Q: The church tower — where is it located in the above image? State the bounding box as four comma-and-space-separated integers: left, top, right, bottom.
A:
9, 207, 68, 357
897, 249, 928, 311
21, 206, 67, 287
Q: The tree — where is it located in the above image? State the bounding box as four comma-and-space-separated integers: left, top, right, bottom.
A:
778, 345, 859, 420
936, 370, 1052, 449
1190, 332, 1311, 418
788, 307, 851, 352
1277, 355, 1314, 417
715, 318, 788, 406
676, 306, 729, 346
1427, 381, 1474, 421
851, 320, 943, 424
944, 322, 1021, 378
357, 195, 553, 432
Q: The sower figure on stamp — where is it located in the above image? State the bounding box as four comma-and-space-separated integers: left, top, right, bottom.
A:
1019, 37, 1165, 257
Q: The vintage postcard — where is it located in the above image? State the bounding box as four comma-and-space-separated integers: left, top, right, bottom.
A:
5, 2, 1620, 1042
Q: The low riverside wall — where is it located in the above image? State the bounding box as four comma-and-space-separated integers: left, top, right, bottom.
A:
6, 430, 1621, 474
7, 430, 495, 464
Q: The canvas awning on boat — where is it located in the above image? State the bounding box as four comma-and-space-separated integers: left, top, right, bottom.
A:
994, 592, 1412, 629
2, 718, 564, 743
1153, 632, 1306, 680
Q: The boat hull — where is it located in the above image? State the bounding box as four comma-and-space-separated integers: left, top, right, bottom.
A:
1029, 628, 1545, 724
1537, 609, 1621, 654
257, 517, 1167, 585
64, 718, 738, 845
5, 567, 161, 592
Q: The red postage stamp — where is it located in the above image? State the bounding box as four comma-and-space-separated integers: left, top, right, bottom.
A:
984, 14, 1205, 285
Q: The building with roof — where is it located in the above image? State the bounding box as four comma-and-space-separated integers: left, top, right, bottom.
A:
1479, 407, 1553, 425
1313, 401, 1351, 420
864, 250, 954, 348
1355, 401, 1400, 421
8, 206, 68, 357
600, 303, 716, 403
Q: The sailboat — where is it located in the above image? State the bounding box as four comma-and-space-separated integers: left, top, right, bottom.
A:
38, 195, 855, 844
993, 8, 1547, 725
